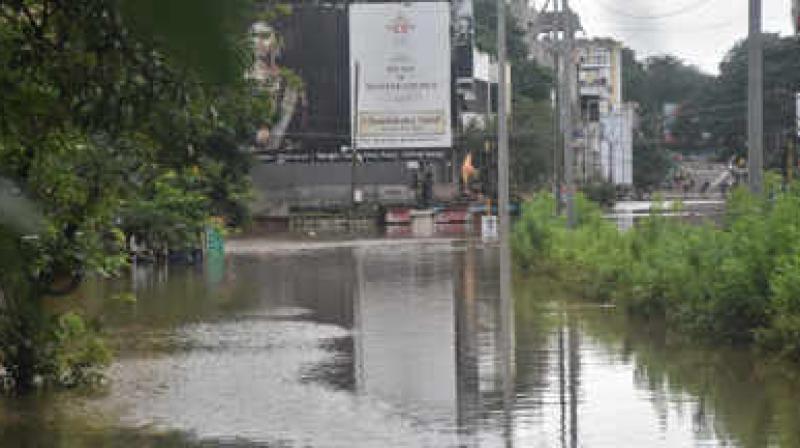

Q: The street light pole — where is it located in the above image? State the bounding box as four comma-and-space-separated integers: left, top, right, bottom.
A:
748, 0, 764, 194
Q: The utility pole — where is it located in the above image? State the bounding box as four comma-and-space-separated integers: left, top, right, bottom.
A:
351, 61, 360, 207
563, 0, 576, 227
748, 0, 764, 194
498, 0, 509, 242
793, 91, 800, 183
497, 0, 515, 445
552, 0, 562, 214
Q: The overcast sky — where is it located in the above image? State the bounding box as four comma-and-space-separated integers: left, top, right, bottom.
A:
538, 0, 794, 74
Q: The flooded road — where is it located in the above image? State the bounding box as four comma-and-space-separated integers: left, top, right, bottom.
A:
2, 239, 800, 447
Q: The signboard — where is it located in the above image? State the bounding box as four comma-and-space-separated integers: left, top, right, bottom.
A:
349, 2, 452, 149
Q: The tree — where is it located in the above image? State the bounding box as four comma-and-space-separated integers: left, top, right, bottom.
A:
511, 98, 556, 191
693, 35, 800, 168
0, 0, 272, 392
472, 0, 556, 192
622, 51, 712, 188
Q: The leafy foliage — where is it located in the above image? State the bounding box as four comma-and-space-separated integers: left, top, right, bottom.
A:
472, 0, 555, 192
514, 186, 800, 359
0, 0, 272, 392
694, 35, 800, 167
627, 36, 800, 170
622, 51, 712, 188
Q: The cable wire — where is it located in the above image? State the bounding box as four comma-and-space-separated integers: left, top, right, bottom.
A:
586, 0, 719, 21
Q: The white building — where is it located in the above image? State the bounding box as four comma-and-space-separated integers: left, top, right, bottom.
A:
576, 39, 634, 186
516, 2, 633, 187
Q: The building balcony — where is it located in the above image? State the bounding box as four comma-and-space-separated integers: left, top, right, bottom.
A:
579, 85, 611, 98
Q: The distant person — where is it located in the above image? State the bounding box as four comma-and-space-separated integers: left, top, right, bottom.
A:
700, 181, 710, 194
720, 180, 729, 197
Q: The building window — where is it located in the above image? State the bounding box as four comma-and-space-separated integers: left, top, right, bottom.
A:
589, 48, 610, 66
581, 97, 600, 122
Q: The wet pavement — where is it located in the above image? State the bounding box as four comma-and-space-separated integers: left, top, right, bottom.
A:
2, 238, 799, 447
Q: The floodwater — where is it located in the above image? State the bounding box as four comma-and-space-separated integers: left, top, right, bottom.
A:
2, 238, 800, 447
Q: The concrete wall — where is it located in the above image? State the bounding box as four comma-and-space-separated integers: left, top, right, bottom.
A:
251, 161, 450, 214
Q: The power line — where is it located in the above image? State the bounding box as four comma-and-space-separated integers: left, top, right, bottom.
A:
587, 0, 718, 21
597, 20, 742, 34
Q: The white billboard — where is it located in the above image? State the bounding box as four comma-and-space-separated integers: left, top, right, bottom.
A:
350, 2, 452, 149
601, 105, 634, 186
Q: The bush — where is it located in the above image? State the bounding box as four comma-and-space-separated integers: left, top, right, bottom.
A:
582, 182, 617, 207
513, 185, 800, 358
0, 299, 111, 392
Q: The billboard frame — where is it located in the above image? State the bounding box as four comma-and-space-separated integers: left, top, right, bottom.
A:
349, 2, 453, 151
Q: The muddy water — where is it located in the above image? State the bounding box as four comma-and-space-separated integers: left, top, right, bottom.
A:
1, 239, 799, 447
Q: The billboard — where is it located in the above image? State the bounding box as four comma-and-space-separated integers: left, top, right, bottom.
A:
350, 2, 452, 149
274, 6, 349, 153
601, 105, 634, 186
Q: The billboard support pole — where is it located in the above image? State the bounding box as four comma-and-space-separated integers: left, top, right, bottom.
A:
351, 61, 360, 208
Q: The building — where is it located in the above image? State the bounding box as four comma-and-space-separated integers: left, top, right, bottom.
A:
516, 1, 634, 188
249, 2, 466, 215
575, 38, 633, 186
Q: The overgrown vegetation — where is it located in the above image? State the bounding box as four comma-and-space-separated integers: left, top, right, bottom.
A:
513, 184, 800, 360
0, 0, 276, 392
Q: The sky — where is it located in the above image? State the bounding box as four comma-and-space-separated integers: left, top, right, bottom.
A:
537, 0, 795, 74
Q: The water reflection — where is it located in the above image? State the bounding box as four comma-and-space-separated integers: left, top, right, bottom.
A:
2, 239, 800, 447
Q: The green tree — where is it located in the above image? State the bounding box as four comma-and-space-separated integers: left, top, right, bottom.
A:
0, 0, 272, 392
622, 51, 712, 188
694, 35, 800, 167
473, 0, 556, 192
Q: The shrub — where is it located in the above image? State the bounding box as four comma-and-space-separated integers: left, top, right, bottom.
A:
513, 184, 800, 358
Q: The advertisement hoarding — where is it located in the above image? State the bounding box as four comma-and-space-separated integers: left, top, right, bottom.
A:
350, 2, 452, 149
600, 105, 634, 186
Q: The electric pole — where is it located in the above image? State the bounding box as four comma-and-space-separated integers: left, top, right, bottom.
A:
496, 1, 515, 444
552, 0, 562, 215
563, 0, 576, 227
748, 0, 764, 194
497, 0, 511, 296
498, 0, 509, 241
